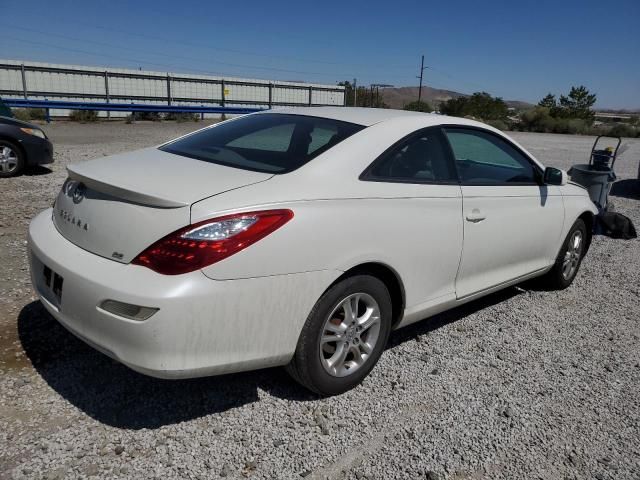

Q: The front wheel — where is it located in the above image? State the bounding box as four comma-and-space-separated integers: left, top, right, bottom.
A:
0, 140, 24, 177
541, 219, 587, 290
286, 275, 392, 396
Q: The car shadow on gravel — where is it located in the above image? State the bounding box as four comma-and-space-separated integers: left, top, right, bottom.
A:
387, 287, 522, 348
24, 166, 53, 176
18, 288, 523, 429
17, 301, 314, 430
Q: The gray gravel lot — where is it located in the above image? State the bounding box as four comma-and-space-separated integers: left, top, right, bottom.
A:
1, 122, 639, 480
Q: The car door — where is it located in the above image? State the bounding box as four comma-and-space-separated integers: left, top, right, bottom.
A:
360, 127, 463, 316
442, 127, 564, 299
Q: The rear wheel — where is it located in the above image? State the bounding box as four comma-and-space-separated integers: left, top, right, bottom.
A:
541, 219, 587, 290
0, 140, 24, 177
286, 275, 392, 396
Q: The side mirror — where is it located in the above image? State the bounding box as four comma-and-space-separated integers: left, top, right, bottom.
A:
543, 167, 567, 186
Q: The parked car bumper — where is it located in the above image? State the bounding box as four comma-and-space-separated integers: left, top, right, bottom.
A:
28, 209, 339, 378
20, 134, 53, 166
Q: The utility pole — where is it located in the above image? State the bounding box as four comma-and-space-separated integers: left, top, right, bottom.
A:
370, 84, 394, 108
353, 78, 357, 106
417, 54, 428, 103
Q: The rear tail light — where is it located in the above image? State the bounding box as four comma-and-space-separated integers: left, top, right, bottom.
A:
132, 209, 293, 275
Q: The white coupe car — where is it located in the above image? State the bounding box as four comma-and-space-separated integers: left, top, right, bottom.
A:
28, 108, 597, 395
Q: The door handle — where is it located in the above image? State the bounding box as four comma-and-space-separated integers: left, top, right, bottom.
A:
465, 208, 486, 223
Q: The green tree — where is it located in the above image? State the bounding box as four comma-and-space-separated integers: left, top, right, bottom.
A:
438, 96, 468, 117
439, 92, 508, 120
403, 100, 433, 112
558, 85, 596, 123
467, 92, 508, 120
538, 93, 557, 108
538, 93, 561, 117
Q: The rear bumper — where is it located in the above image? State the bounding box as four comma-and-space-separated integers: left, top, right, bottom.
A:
28, 209, 339, 378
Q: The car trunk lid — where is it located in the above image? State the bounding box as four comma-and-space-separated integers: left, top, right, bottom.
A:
54, 148, 272, 263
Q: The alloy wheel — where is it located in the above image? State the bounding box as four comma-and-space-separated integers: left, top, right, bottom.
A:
562, 230, 583, 280
0, 146, 18, 174
319, 293, 382, 377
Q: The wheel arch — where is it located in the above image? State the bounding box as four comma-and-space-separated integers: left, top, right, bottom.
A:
329, 262, 405, 328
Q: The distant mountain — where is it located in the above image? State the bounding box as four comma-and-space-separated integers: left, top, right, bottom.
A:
380, 86, 464, 109
379, 86, 532, 110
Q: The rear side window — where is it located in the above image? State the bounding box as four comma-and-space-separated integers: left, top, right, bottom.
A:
160, 113, 364, 174
364, 128, 456, 183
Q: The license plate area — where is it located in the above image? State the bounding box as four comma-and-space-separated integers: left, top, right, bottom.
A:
42, 264, 64, 307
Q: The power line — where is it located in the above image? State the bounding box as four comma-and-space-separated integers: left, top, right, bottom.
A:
1, 25, 500, 94
91, 24, 418, 70
0, 30, 355, 79
1, 36, 261, 79
0, 23, 418, 72
1, 33, 433, 86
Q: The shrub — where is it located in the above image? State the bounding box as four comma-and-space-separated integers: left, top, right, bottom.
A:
403, 100, 433, 112
520, 107, 555, 132
439, 92, 508, 121
69, 110, 98, 122
12, 108, 31, 121
163, 112, 200, 122
11, 108, 46, 121
485, 119, 508, 131
552, 118, 589, 135
134, 111, 162, 121
607, 123, 638, 138
28, 108, 46, 120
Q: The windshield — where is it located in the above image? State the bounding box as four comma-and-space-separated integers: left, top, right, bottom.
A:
159, 113, 365, 174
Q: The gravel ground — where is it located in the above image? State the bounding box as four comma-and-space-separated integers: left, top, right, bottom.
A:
1, 122, 639, 480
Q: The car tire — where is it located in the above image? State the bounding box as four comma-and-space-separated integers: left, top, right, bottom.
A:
541, 219, 587, 290
286, 275, 392, 396
0, 140, 25, 178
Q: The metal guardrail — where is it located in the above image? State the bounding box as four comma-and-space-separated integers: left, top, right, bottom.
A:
4, 99, 265, 114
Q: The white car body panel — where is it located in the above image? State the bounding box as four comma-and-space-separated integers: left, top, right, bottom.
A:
28, 107, 598, 379
199, 195, 463, 308
456, 184, 564, 298
30, 209, 340, 377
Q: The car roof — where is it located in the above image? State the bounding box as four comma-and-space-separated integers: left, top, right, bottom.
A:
261, 106, 481, 128
258, 107, 545, 171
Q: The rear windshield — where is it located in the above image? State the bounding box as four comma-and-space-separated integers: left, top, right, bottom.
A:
159, 113, 365, 174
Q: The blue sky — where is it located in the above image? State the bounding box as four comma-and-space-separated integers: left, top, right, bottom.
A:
1, 0, 638, 109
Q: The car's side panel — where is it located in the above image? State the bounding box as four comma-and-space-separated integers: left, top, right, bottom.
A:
199, 190, 463, 313
191, 118, 466, 312
455, 184, 564, 298
557, 183, 599, 250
